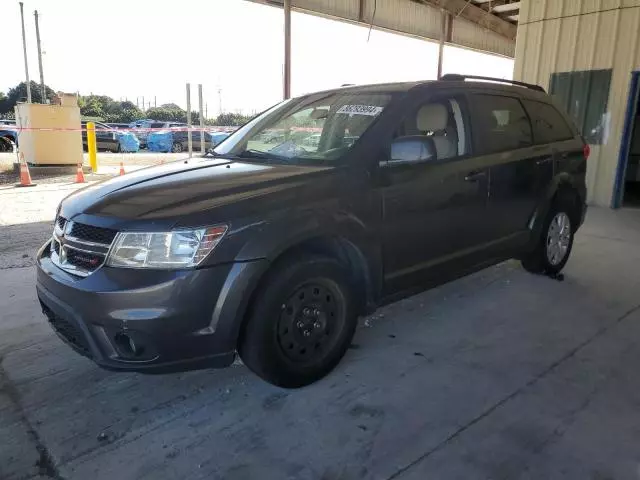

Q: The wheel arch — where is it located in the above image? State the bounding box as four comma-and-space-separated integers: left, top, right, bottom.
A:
231, 233, 376, 351
529, 173, 584, 243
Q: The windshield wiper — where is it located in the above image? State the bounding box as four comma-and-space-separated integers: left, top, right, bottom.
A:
239, 149, 276, 159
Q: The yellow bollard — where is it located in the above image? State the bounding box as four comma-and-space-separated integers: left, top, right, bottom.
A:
87, 122, 98, 172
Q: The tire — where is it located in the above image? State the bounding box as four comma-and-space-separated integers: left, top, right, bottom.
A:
171, 142, 183, 153
0, 138, 11, 152
239, 255, 358, 388
113, 143, 121, 153
521, 196, 576, 275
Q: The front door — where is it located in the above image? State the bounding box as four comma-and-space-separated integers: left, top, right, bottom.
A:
380, 93, 490, 294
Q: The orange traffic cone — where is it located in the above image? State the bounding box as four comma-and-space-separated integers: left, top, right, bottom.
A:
75, 163, 86, 183
119, 162, 125, 176
16, 153, 36, 188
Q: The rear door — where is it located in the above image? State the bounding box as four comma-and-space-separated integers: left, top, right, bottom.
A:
468, 93, 552, 241
521, 98, 582, 176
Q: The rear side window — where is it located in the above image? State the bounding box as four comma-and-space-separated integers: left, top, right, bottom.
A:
470, 94, 532, 154
522, 100, 574, 144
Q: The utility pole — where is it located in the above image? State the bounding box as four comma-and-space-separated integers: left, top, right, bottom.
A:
19, 2, 31, 103
34, 10, 46, 103
154, 96, 156, 108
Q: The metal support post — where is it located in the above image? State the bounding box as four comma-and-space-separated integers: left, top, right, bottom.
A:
283, 0, 291, 99
198, 84, 205, 155
186, 83, 193, 158
437, 9, 447, 79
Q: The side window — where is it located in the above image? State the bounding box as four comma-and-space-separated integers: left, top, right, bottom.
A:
392, 96, 468, 163
470, 94, 532, 154
522, 100, 574, 144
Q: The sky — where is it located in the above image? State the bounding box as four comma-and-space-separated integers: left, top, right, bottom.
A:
2, 0, 514, 116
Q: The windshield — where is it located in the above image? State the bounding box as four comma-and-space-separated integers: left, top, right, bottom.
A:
213, 91, 392, 164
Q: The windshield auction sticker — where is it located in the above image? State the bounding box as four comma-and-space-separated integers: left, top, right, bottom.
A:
336, 105, 384, 116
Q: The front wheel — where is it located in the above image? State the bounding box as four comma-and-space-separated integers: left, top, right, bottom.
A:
239, 255, 358, 388
522, 199, 575, 275
171, 142, 183, 153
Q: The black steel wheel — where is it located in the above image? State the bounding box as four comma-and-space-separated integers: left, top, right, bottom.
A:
276, 281, 345, 365
239, 255, 358, 388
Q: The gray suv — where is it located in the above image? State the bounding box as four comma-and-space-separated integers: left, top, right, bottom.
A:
37, 75, 587, 387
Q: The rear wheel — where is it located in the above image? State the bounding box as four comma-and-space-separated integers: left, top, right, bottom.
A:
239, 255, 358, 388
171, 142, 183, 153
522, 197, 576, 275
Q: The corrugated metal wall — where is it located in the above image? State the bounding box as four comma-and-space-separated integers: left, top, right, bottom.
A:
252, 0, 516, 57
514, 0, 640, 206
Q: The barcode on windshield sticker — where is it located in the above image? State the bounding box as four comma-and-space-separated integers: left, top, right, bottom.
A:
336, 105, 384, 116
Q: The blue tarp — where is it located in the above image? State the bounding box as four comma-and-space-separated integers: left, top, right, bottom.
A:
147, 131, 173, 153
118, 132, 140, 152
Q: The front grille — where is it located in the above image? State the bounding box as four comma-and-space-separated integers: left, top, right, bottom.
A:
68, 222, 117, 244
41, 302, 92, 357
50, 219, 118, 277
66, 249, 104, 271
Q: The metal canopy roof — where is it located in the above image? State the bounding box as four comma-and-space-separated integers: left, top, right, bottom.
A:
247, 0, 517, 58
470, 0, 520, 24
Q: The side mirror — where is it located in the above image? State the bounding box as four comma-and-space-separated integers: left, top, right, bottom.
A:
387, 135, 437, 165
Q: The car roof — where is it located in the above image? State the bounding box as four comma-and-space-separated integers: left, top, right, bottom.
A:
301, 78, 550, 102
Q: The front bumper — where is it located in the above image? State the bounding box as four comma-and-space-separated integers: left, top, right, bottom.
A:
36, 240, 267, 373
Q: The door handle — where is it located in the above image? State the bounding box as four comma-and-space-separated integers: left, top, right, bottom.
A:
536, 157, 553, 165
464, 170, 487, 182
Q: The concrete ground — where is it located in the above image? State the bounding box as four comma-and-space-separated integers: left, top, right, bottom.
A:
2, 181, 640, 479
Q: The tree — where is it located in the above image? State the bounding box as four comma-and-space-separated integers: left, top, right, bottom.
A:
78, 95, 144, 123
0, 81, 57, 114
213, 112, 251, 126
144, 106, 200, 124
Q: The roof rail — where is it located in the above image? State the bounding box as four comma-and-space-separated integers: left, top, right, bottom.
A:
440, 74, 546, 93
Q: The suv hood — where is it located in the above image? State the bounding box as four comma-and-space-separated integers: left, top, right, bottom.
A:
60, 158, 332, 226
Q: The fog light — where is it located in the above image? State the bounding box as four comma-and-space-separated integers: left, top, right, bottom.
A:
114, 332, 144, 358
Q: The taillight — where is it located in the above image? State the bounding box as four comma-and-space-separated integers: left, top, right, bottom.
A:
583, 143, 590, 160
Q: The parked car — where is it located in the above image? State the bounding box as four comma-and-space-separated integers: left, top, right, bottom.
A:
106, 123, 131, 130
37, 75, 587, 388
147, 128, 219, 153
0, 125, 17, 152
82, 122, 139, 153
128, 119, 163, 148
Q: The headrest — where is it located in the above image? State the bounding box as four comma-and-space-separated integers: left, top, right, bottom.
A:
416, 103, 448, 132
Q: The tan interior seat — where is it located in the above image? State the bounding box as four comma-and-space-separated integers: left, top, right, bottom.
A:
416, 103, 458, 159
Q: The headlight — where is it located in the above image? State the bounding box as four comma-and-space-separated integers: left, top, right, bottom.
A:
106, 225, 227, 269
